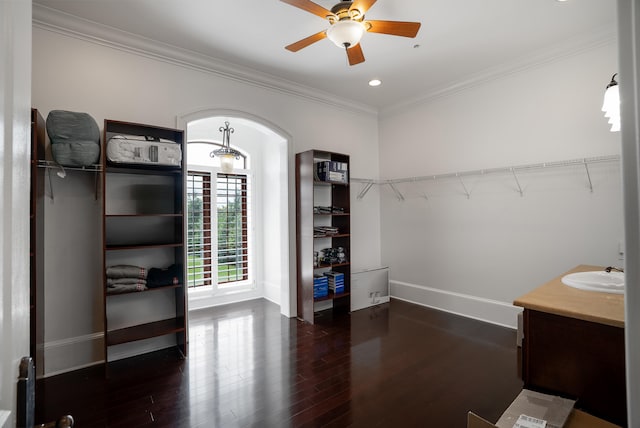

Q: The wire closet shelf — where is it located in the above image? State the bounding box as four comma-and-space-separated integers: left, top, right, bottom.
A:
352, 154, 621, 200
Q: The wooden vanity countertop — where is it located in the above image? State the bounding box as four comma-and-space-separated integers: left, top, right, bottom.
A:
513, 264, 624, 328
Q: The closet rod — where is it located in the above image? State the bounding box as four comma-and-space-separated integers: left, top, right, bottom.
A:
37, 160, 102, 172
352, 154, 619, 186
38, 160, 101, 201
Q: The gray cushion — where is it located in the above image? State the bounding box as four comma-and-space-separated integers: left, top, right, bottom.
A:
51, 141, 100, 167
46, 110, 100, 145
46, 110, 100, 166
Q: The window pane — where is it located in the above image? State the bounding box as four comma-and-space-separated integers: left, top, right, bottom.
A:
187, 171, 250, 289
187, 173, 212, 288
217, 173, 249, 284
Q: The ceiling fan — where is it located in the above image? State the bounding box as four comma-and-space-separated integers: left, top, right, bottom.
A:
281, 0, 421, 66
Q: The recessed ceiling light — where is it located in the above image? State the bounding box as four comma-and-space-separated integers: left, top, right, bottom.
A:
369, 79, 382, 87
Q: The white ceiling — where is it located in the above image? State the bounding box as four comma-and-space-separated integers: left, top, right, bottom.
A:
32, 0, 617, 111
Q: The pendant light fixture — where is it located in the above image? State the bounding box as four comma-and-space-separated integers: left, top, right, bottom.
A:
210, 121, 242, 173
602, 73, 620, 132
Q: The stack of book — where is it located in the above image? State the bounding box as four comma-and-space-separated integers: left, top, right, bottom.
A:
324, 271, 345, 294
313, 226, 339, 237
313, 274, 328, 298
314, 206, 345, 214
315, 161, 348, 183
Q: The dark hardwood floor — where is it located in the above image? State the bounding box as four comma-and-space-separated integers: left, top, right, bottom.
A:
36, 299, 522, 427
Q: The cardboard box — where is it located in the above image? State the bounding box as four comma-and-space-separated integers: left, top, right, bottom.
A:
468, 390, 621, 428
497, 389, 575, 428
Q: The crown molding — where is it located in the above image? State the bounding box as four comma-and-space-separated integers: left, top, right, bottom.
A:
32, 4, 378, 118
381, 26, 617, 118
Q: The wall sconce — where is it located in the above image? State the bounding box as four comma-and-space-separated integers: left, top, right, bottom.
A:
602, 73, 620, 132
210, 121, 242, 173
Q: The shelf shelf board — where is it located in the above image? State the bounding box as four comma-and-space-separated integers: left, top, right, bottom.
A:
313, 212, 350, 216
314, 234, 350, 239
106, 163, 182, 175
314, 262, 350, 270
105, 242, 183, 251
314, 291, 351, 303
106, 317, 185, 346
105, 213, 183, 218
106, 283, 182, 297
313, 180, 349, 186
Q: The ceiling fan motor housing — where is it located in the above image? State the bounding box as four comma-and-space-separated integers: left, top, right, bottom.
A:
330, 1, 363, 22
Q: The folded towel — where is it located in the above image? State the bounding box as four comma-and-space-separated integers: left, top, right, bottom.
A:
106, 277, 147, 287
106, 265, 147, 279
106, 282, 147, 294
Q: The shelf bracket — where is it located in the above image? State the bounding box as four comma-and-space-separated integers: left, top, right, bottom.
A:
458, 174, 471, 199
583, 159, 594, 192
356, 180, 374, 200
94, 170, 100, 201
387, 183, 405, 201
511, 168, 524, 197
46, 167, 55, 201
411, 179, 428, 200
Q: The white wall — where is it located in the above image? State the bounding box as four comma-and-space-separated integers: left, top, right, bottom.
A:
379, 42, 623, 327
0, 1, 32, 425
32, 25, 382, 375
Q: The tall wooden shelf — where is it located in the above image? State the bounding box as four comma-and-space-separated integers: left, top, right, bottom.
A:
30, 108, 46, 378
296, 150, 351, 324
102, 120, 187, 364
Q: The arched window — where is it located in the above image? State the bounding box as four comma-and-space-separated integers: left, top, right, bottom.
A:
186, 119, 253, 294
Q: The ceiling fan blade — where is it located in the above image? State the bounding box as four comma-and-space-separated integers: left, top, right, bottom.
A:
285, 30, 327, 52
349, 0, 377, 15
346, 43, 365, 66
280, 0, 334, 19
366, 20, 421, 38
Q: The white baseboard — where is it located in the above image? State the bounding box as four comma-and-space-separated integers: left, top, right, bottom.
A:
44, 332, 104, 377
0, 410, 10, 428
43, 331, 179, 377
390, 280, 521, 329
262, 280, 281, 306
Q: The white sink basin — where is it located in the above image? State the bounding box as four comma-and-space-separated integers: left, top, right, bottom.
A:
561, 271, 625, 294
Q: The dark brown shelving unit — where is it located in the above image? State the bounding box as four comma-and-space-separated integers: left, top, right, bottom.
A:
102, 120, 187, 366
30, 108, 46, 379
105, 243, 184, 251
296, 149, 351, 324
106, 283, 182, 296
105, 317, 186, 346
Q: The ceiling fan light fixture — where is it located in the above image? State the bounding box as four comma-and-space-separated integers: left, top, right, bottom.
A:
326, 20, 365, 48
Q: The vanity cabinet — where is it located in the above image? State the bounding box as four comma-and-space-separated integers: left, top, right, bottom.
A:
514, 265, 626, 426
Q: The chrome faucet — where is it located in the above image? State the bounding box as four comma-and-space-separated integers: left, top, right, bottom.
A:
605, 266, 624, 273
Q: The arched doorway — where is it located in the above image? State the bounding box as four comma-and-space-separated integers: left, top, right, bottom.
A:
178, 110, 294, 316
